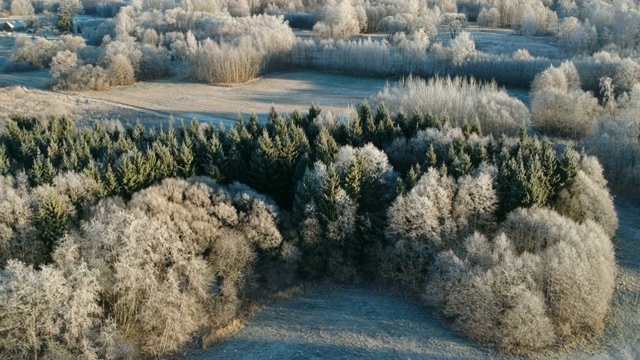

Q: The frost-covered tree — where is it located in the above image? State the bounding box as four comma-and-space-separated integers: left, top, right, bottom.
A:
428, 207, 616, 353
0, 238, 101, 359
313, 0, 365, 40
10, 0, 34, 15
478, 7, 500, 28
107, 53, 136, 87
384, 164, 498, 289
558, 17, 597, 55
449, 31, 475, 66
531, 62, 600, 139
57, 0, 83, 33
372, 76, 528, 136
613, 58, 640, 94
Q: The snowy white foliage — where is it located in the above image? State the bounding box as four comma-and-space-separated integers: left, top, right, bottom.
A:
531, 62, 600, 139
428, 207, 616, 353
313, 0, 364, 40
0, 240, 101, 359
583, 83, 640, 197
372, 76, 529, 136
385, 165, 498, 289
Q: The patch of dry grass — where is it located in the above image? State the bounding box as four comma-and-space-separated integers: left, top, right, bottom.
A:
0, 86, 171, 128
202, 319, 248, 348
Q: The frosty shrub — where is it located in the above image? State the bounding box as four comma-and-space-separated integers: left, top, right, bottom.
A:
372, 76, 529, 136
313, 0, 365, 40
0, 172, 103, 266
72, 177, 295, 355
531, 62, 600, 139
51, 51, 110, 91
0, 237, 101, 359
293, 161, 359, 279
583, 83, 640, 197
428, 207, 616, 353
0, 175, 34, 266
10, 35, 86, 69
553, 153, 618, 237
384, 165, 498, 289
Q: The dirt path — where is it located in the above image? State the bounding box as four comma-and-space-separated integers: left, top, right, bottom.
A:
192, 198, 640, 360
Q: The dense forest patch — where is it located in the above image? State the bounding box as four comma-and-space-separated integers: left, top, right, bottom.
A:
0, 91, 618, 356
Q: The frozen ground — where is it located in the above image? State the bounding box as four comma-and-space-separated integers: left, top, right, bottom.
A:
190, 198, 640, 360
76, 72, 391, 127
0, 86, 169, 129
462, 25, 560, 59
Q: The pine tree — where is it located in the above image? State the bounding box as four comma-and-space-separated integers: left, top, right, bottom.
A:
0, 144, 10, 175
103, 164, 119, 196
395, 112, 411, 138
248, 114, 262, 138
428, 144, 438, 168
374, 104, 396, 146
30, 154, 57, 186
61, 151, 79, 172
347, 114, 364, 147
406, 163, 422, 190
291, 109, 303, 127
319, 166, 342, 224
151, 142, 177, 180
117, 152, 146, 196
268, 107, 279, 124
314, 128, 339, 164
471, 118, 483, 137
306, 105, 321, 126
557, 147, 578, 190
36, 192, 68, 262
424, 113, 442, 130
344, 153, 364, 202
177, 141, 195, 178
202, 134, 225, 181
82, 160, 101, 183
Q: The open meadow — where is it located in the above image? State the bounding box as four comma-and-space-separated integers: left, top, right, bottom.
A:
77, 72, 391, 126
1, 0, 639, 359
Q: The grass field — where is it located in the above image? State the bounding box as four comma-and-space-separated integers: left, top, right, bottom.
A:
0, 86, 169, 129
461, 25, 559, 58
77, 72, 391, 127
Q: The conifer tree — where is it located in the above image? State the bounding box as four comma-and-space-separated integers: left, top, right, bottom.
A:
248, 114, 262, 139
319, 166, 342, 224
202, 134, 225, 181
344, 153, 365, 202
177, 141, 195, 178
0, 144, 10, 175
427, 144, 438, 168
347, 114, 364, 147
103, 164, 119, 196
268, 107, 279, 124
314, 128, 339, 164
36, 192, 68, 261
